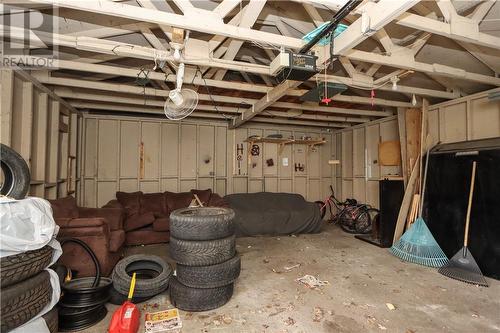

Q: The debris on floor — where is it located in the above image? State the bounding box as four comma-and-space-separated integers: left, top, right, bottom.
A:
296, 274, 330, 289
386, 303, 396, 310
284, 317, 295, 326
313, 307, 325, 322
212, 314, 233, 326
273, 263, 301, 273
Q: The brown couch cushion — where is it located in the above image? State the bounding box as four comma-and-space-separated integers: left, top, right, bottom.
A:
49, 196, 79, 219
191, 189, 212, 205
124, 212, 155, 232
141, 193, 168, 217
116, 191, 143, 217
125, 227, 170, 246
152, 217, 170, 232
109, 230, 126, 253
165, 192, 194, 212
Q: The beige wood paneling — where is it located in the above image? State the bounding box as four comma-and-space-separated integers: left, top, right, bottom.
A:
279, 179, 292, 193
97, 119, 119, 180
308, 179, 320, 201
120, 179, 138, 192
342, 179, 353, 201
141, 180, 159, 193
216, 127, 227, 177
161, 123, 179, 177
84, 118, 98, 178
439, 102, 467, 143
353, 127, 365, 177
198, 177, 214, 191
366, 180, 379, 208
294, 176, 307, 198
380, 119, 401, 177
263, 129, 278, 176
342, 131, 353, 178
248, 128, 263, 178
216, 179, 227, 196
321, 135, 332, 178
233, 177, 247, 193
141, 122, 161, 179
353, 178, 366, 202
366, 124, 380, 180
198, 126, 215, 177
180, 179, 197, 192
469, 96, 500, 140
162, 178, 179, 193
249, 179, 263, 193
98, 181, 117, 207
264, 177, 278, 192
180, 124, 197, 178
120, 121, 140, 178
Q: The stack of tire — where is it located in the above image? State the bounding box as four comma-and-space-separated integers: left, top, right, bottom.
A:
169, 207, 240, 312
0, 246, 58, 332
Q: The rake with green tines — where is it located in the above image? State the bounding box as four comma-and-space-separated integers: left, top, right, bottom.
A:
389, 146, 449, 268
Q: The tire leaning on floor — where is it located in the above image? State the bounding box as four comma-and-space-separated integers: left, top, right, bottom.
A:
1, 270, 53, 332
112, 254, 173, 298
0, 245, 54, 288
176, 254, 241, 288
169, 235, 236, 266
169, 277, 234, 312
170, 207, 235, 240
0, 143, 31, 199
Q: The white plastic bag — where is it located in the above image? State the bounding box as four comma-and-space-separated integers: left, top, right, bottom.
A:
0, 196, 60, 258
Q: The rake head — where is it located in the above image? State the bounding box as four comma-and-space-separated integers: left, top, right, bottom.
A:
390, 218, 449, 268
438, 247, 488, 287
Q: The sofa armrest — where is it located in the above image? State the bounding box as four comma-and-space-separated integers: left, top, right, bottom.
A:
78, 207, 124, 231
56, 218, 110, 239
208, 193, 230, 208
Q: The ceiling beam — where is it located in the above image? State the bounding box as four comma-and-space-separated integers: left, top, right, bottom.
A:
24, 56, 458, 100
70, 101, 347, 128
345, 49, 500, 86
38, 75, 415, 109
28, 0, 304, 49
332, 0, 419, 55
213, 0, 242, 19
213, 0, 268, 80
396, 12, 500, 51
58, 89, 368, 124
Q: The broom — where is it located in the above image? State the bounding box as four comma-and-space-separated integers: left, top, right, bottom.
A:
389, 145, 449, 267
438, 162, 488, 287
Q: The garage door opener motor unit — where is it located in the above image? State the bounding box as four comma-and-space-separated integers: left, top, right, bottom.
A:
270, 51, 318, 82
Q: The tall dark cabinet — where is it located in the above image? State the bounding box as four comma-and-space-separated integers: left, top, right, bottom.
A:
425, 138, 500, 280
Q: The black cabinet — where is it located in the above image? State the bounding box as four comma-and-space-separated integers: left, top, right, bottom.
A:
425, 138, 500, 280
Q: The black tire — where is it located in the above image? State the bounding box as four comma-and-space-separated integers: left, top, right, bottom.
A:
108, 287, 153, 305
1, 143, 30, 199
170, 207, 235, 241
1, 270, 53, 332
112, 255, 173, 298
42, 306, 58, 333
170, 235, 236, 266
169, 277, 233, 312
1, 245, 54, 288
176, 254, 241, 288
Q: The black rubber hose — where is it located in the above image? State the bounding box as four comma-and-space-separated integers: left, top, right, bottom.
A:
58, 238, 110, 332
59, 238, 101, 287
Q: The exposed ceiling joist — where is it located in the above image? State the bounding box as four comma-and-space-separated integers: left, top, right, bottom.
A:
27, 0, 304, 49
38, 75, 415, 109
396, 12, 500, 51
70, 102, 348, 128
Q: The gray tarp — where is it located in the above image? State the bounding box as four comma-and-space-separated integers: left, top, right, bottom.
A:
224, 192, 322, 237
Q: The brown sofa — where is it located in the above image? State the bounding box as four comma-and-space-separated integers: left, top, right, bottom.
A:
104, 189, 228, 246
49, 196, 125, 277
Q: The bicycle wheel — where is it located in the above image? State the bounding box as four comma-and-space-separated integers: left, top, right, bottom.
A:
354, 208, 379, 234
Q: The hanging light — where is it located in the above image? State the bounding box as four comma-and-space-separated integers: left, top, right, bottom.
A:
412, 94, 417, 106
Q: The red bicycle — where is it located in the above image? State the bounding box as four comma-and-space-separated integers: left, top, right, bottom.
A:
315, 186, 379, 234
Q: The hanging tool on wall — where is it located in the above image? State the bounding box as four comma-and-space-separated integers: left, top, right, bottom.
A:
236, 143, 243, 175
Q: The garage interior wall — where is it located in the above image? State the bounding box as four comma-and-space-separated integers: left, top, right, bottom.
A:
334, 116, 401, 209
1, 69, 81, 199
336, 88, 500, 208
80, 115, 336, 208
428, 88, 500, 145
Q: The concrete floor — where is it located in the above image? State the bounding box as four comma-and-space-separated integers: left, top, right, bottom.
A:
82, 225, 500, 333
